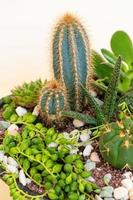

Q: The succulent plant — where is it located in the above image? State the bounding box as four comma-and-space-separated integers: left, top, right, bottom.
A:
39, 80, 68, 123
93, 31, 133, 93
11, 79, 45, 108
52, 14, 91, 111
99, 117, 133, 169
62, 56, 122, 125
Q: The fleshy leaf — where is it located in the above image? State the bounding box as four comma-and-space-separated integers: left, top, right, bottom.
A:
111, 31, 133, 67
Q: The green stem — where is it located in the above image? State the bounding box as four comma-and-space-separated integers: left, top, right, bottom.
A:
14, 121, 45, 138
12, 174, 47, 199
19, 151, 56, 178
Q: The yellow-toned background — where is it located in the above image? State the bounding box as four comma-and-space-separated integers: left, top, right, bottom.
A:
0, 0, 133, 199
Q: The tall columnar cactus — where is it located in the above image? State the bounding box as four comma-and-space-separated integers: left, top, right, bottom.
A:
39, 80, 68, 123
52, 14, 91, 111
99, 117, 133, 169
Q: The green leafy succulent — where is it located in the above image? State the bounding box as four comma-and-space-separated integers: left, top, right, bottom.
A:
93, 30, 133, 93
11, 79, 46, 108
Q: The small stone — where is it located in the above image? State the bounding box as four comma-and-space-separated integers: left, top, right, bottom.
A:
90, 90, 97, 97
32, 105, 40, 116
3, 156, 8, 165
95, 195, 103, 200
26, 178, 32, 184
103, 173, 112, 185
129, 188, 133, 200
86, 176, 95, 182
48, 142, 58, 148
114, 187, 128, 199
62, 132, 69, 139
73, 119, 85, 128
16, 106, 27, 116
70, 148, 79, 154
6, 165, 18, 174
0, 152, 4, 162
121, 178, 133, 190
90, 152, 100, 162
7, 124, 19, 136
19, 170, 27, 186
100, 186, 114, 198
0, 121, 10, 130
83, 144, 93, 157
94, 97, 104, 106
85, 160, 96, 171
7, 157, 18, 168
123, 172, 132, 179
80, 129, 91, 142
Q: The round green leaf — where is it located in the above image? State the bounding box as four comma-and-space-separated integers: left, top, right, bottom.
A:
111, 31, 133, 66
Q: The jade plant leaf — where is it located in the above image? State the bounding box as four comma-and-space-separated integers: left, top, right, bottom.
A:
111, 31, 133, 67
92, 50, 113, 79
101, 48, 117, 65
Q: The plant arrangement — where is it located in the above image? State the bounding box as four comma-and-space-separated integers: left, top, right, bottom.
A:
0, 13, 133, 200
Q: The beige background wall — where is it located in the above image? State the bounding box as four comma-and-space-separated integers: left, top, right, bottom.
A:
0, 0, 133, 199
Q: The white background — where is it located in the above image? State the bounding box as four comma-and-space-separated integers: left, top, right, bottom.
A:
0, 0, 133, 96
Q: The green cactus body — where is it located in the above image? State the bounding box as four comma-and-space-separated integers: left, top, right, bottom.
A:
52, 14, 91, 111
39, 80, 68, 123
99, 117, 133, 169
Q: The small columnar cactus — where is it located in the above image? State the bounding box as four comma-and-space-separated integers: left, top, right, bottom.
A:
12, 79, 45, 108
99, 117, 133, 169
52, 14, 91, 111
39, 80, 68, 123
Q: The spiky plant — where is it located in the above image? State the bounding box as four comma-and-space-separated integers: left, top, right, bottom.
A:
99, 117, 133, 169
39, 80, 68, 123
62, 56, 122, 125
11, 79, 45, 108
52, 14, 91, 111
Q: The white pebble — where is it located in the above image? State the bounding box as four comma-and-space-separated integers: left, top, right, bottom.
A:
104, 198, 115, 200
7, 157, 18, 168
62, 132, 69, 139
70, 148, 79, 154
103, 173, 112, 185
32, 105, 40, 116
86, 176, 95, 182
100, 186, 114, 198
95, 195, 103, 200
83, 144, 93, 157
6, 165, 18, 174
90, 152, 100, 162
16, 106, 27, 116
121, 178, 133, 191
114, 187, 128, 199
123, 172, 132, 179
90, 90, 97, 97
73, 119, 85, 128
8, 124, 19, 136
0, 152, 4, 162
19, 170, 27, 186
48, 142, 58, 148
80, 129, 91, 142
26, 178, 31, 184
0, 121, 10, 129
3, 156, 8, 165
85, 160, 96, 171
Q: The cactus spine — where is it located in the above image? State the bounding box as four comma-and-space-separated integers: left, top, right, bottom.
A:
52, 14, 91, 111
39, 80, 68, 123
